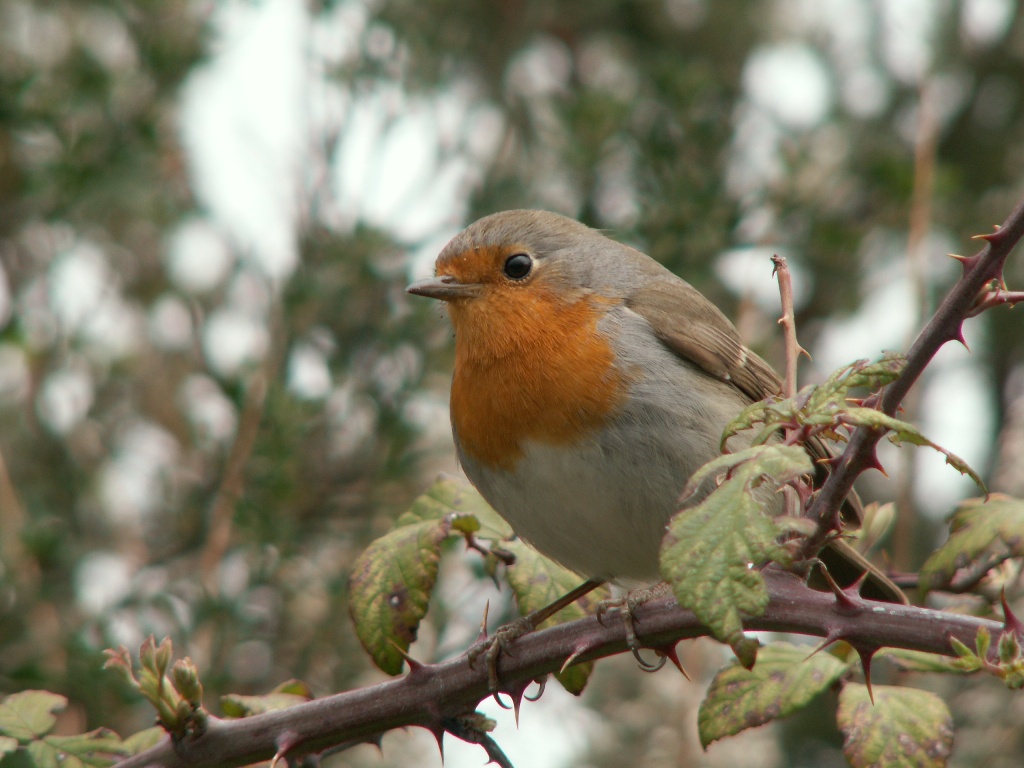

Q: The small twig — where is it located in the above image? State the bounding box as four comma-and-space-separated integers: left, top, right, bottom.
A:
770, 255, 805, 401
0, 445, 37, 585
200, 304, 286, 593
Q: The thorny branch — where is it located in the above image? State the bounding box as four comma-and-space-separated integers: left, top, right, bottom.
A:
804, 194, 1024, 550
115, 572, 1005, 768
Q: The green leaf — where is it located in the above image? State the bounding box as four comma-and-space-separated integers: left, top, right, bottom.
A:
877, 648, 968, 674
502, 539, 609, 694
120, 728, 164, 756
221, 683, 313, 717
0, 692, 67, 742
396, 473, 512, 539
348, 517, 453, 674
661, 445, 814, 666
920, 494, 1024, 591
842, 408, 985, 492
698, 642, 849, 747
681, 443, 811, 501
35, 730, 126, 768
0, 736, 18, 757
837, 684, 954, 768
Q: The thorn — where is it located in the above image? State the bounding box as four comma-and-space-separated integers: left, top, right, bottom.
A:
389, 641, 426, 675
852, 643, 878, 703
1001, 589, 1024, 638
501, 679, 530, 725
650, 643, 690, 680
972, 225, 1003, 244
424, 721, 445, 760
807, 628, 844, 658
476, 602, 491, 644
365, 733, 384, 753
863, 448, 887, 476
947, 252, 970, 263
559, 639, 599, 675
270, 730, 302, 768
950, 324, 970, 349
817, 562, 864, 612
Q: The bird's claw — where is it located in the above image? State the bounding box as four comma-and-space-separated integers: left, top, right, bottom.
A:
468, 615, 536, 693
597, 583, 672, 671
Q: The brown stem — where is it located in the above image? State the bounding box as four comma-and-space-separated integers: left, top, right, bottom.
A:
114, 571, 1004, 768
771, 255, 803, 401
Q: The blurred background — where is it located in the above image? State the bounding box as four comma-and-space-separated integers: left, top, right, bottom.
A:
1, 0, 1023, 766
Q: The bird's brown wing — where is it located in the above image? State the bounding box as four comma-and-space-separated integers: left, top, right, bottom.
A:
626, 279, 908, 604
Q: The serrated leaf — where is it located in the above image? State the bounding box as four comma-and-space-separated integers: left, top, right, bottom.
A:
662, 447, 813, 665
120, 728, 164, 755
39, 730, 126, 768
348, 517, 453, 674
0, 692, 66, 742
842, 408, 985, 491
920, 494, 1024, 591
877, 648, 967, 674
837, 684, 953, 768
396, 473, 512, 539
502, 540, 609, 694
698, 642, 849, 747
682, 444, 814, 502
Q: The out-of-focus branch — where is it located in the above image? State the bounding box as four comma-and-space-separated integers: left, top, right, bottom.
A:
805, 194, 1024, 551
199, 305, 285, 593
115, 571, 1005, 768
892, 82, 939, 570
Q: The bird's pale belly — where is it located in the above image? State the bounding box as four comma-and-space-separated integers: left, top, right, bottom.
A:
458, 433, 694, 584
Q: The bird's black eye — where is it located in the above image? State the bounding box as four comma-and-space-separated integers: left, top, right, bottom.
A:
503, 253, 532, 280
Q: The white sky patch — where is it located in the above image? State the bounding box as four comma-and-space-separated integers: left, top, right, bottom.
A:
180, 374, 238, 445
743, 44, 832, 130
287, 342, 332, 400
202, 308, 269, 377
49, 240, 108, 331
915, 339, 993, 517
715, 246, 811, 313
37, 363, 94, 434
75, 551, 135, 615
166, 217, 235, 294
148, 294, 194, 351
879, 0, 937, 84
331, 90, 484, 243
99, 420, 180, 527
179, 0, 308, 282
961, 0, 1016, 46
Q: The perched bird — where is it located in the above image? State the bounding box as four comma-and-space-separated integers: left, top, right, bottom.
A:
408, 209, 904, 603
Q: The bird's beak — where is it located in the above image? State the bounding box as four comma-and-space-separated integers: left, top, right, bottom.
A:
406, 275, 483, 301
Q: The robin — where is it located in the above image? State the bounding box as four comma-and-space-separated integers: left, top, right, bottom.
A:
407, 209, 905, 615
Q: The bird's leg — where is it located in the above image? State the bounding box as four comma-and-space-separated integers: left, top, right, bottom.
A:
596, 582, 674, 671
469, 578, 605, 692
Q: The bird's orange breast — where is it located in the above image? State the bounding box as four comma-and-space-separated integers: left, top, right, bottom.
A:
448, 283, 626, 471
